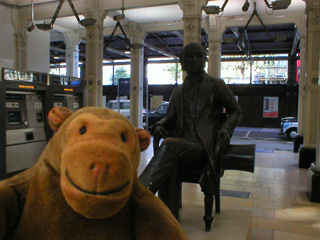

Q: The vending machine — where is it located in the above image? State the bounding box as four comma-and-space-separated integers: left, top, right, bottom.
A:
50, 74, 85, 112
0, 68, 49, 179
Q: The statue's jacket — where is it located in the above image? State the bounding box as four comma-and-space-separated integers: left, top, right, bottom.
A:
155, 73, 242, 183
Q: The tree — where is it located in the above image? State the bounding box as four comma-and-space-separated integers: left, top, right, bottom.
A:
165, 63, 182, 84
110, 66, 130, 85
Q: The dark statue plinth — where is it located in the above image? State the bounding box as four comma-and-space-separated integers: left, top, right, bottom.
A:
308, 163, 320, 202
293, 134, 303, 153
299, 145, 316, 168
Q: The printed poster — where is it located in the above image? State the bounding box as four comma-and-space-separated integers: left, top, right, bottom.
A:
263, 96, 278, 118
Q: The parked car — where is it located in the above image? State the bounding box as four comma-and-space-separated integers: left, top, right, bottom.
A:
279, 116, 298, 141
143, 102, 169, 130
106, 100, 131, 118
106, 99, 147, 120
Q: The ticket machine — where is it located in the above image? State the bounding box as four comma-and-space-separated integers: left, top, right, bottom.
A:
0, 68, 49, 179
50, 74, 85, 112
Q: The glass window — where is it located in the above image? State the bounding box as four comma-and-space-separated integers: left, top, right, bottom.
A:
114, 65, 131, 85
253, 60, 288, 84
103, 66, 113, 85
49, 66, 81, 77
147, 62, 182, 85
221, 55, 288, 84
50, 67, 66, 76
102, 65, 131, 85
221, 61, 251, 84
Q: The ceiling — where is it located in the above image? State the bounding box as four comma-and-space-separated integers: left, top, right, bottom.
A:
0, 0, 305, 64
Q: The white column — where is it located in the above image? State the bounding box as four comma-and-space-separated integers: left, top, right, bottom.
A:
315, 7, 320, 167
15, 15, 29, 70
297, 17, 307, 136
129, 22, 146, 128
299, 0, 320, 167
84, 0, 107, 107
63, 31, 81, 77
205, 15, 223, 78
178, 0, 208, 45
303, 1, 320, 149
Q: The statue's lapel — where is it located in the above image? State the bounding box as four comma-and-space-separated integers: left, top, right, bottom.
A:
197, 74, 213, 119
174, 85, 184, 128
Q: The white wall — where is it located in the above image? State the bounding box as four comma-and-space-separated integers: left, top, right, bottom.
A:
0, 4, 17, 65
27, 29, 50, 73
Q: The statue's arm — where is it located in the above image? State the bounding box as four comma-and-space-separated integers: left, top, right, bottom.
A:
217, 79, 242, 136
150, 94, 177, 137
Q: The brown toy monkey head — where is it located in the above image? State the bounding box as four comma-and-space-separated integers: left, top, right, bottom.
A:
47, 107, 150, 219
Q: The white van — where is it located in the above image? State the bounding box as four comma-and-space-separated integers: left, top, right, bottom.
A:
106, 100, 130, 119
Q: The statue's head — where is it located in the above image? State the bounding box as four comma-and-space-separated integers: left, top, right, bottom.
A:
179, 42, 207, 75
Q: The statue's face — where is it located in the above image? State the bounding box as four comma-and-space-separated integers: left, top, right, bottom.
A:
180, 43, 206, 74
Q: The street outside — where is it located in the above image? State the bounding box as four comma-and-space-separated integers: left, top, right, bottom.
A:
231, 127, 293, 152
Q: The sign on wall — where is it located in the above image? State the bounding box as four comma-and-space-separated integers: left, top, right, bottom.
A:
263, 96, 279, 118
118, 78, 130, 96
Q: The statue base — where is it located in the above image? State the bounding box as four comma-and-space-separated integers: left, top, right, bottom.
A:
308, 165, 320, 202
299, 145, 316, 168
293, 134, 303, 153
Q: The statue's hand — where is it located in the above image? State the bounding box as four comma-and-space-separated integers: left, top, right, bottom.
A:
217, 128, 230, 151
152, 125, 169, 139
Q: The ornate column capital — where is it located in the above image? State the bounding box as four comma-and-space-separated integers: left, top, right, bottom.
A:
178, 0, 207, 45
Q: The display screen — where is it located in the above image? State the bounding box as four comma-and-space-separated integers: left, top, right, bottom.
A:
8, 111, 21, 125
18, 71, 33, 82
3, 69, 18, 81
6, 94, 25, 100
51, 75, 63, 85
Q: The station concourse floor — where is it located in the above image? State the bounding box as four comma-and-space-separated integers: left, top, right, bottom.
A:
138, 130, 320, 240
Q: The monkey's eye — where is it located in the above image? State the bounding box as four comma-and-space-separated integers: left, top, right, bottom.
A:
121, 132, 127, 143
80, 126, 87, 135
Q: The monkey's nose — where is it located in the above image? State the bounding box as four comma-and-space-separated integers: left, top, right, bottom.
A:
90, 162, 109, 177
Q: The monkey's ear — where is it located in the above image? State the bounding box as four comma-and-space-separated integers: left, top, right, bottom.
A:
48, 107, 73, 132
136, 128, 150, 152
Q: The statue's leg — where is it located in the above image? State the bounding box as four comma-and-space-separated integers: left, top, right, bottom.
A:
158, 163, 181, 220
203, 165, 218, 232
138, 137, 179, 193
139, 138, 206, 194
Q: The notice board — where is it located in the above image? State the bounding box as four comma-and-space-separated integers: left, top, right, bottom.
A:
263, 96, 279, 118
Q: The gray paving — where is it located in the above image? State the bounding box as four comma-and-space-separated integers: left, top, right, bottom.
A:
231, 127, 293, 152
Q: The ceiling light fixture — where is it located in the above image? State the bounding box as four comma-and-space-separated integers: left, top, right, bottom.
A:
202, 0, 229, 14
105, 0, 132, 50
242, 0, 250, 12
113, 0, 126, 21
36, 0, 97, 31
264, 0, 291, 10
26, 0, 35, 32
224, 2, 287, 44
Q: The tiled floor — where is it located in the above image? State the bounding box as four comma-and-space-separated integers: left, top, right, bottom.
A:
139, 139, 320, 240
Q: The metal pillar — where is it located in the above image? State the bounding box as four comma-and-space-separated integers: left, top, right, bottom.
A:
15, 21, 28, 71
64, 31, 81, 77
178, 0, 208, 46
129, 23, 146, 128
84, 0, 107, 107
205, 15, 223, 78
299, 1, 319, 168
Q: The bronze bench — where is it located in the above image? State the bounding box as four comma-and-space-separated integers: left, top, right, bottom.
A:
154, 138, 256, 231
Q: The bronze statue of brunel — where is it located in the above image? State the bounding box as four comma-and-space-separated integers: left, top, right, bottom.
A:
139, 42, 255, 231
